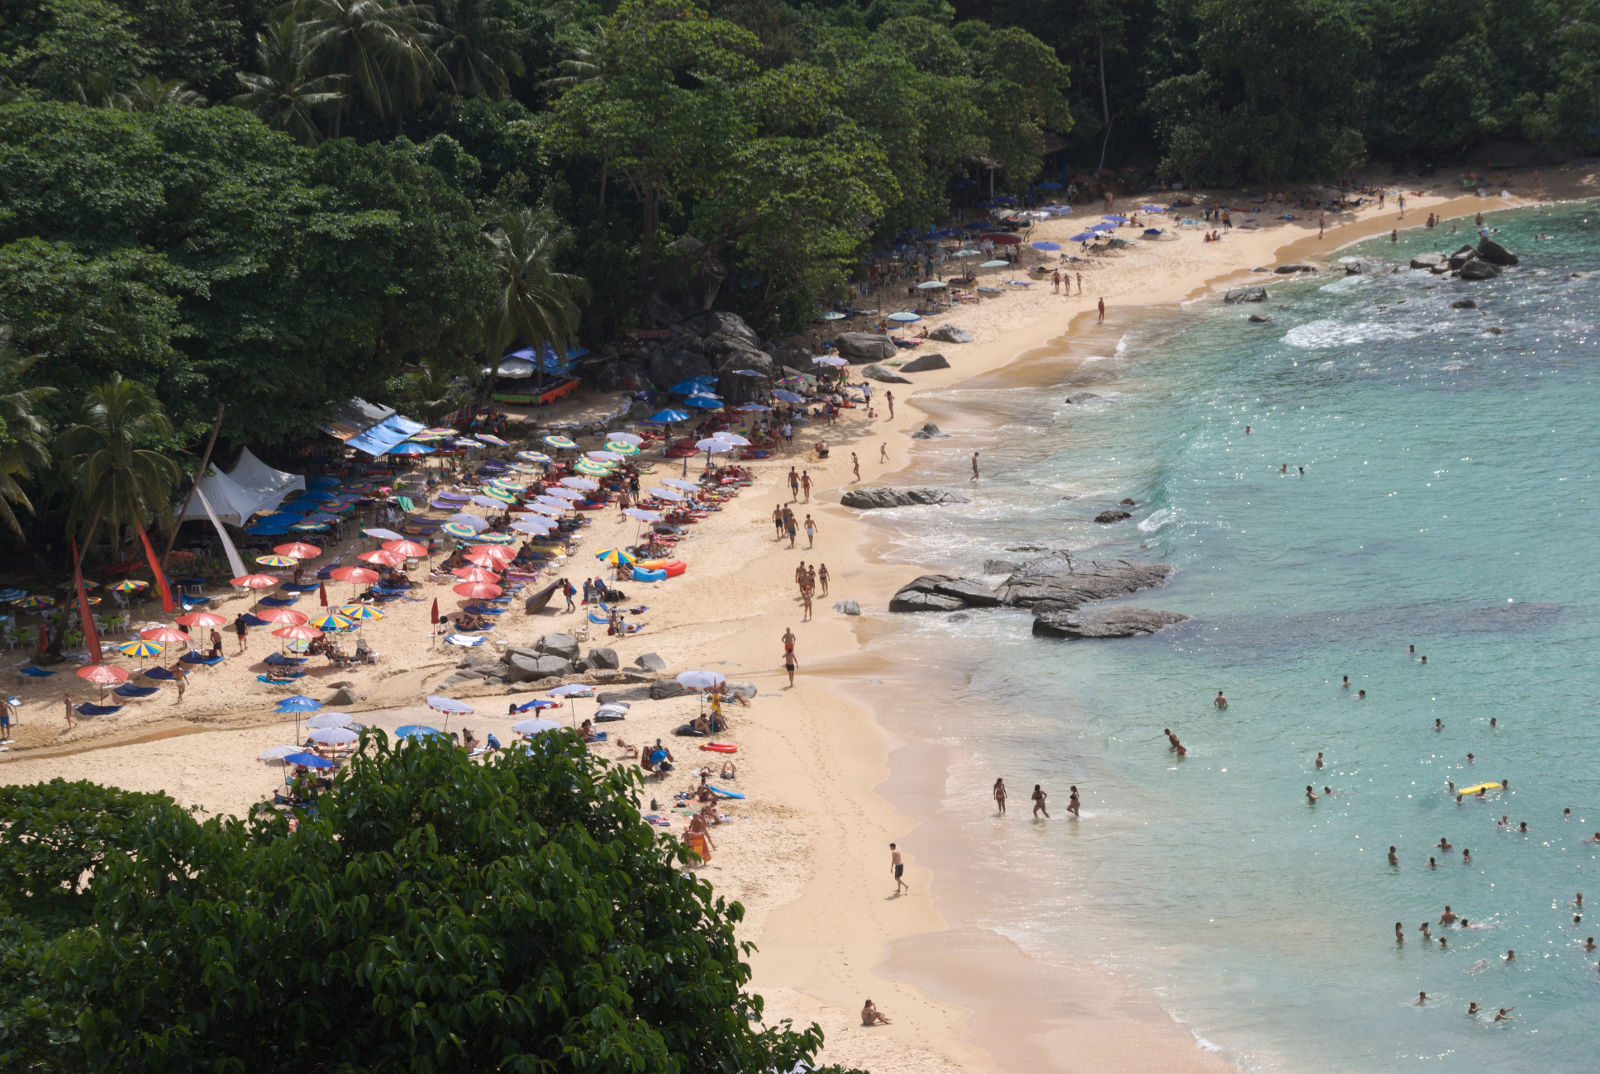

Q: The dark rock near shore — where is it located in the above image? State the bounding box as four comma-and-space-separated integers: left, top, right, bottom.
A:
928, 324, 974, 344
1410, 253, 1445, 270
1448, 245, 1477, 270
1224, 286, 1268, 304
1459, 258, 1500, 281
833, 600, 861, 616
1119, 498, 1137, 506
835, 332, 897, 362
649, 677, 692, 700
982, 559, 1021, 575
1450, 299, 1477, 309
862, 363, 911, 384
1476, 237, 1519, 266
997, 554, 1174, 609
1094, 509, 1133, 524
909, 421, 948, 440
1064, 391, 1101, 404
634, 652, 667, 672
1248, 313, 1274, 324
1344, 260, 1375, 275
888, 574, 1001, 612
536, 632, 580, 660
900, 353, 950, 372
841, 487, 972, 510
1275, 264, 1316, 274
586, 646, 619, 669
1031, 606, 1189, 639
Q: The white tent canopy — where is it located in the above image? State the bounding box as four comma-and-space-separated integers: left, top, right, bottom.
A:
175, 449, 306, 527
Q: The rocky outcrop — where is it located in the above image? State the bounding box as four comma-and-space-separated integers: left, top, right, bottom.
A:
1476, 237, 1519, 266
1344, 259, 1375, 275
649, 677, 692, 700
1448, 245, 1477, 270
862, 363, 911, 383
1064, 391, 1101, 404
1224, 286, 1268, 304
841, 487, 972, 510
1248, 313, 1274, 324
634, 652, 667, 672
1274, 264, 1316, 274
835, 332, 897, 362
505, 651, 573, 681
1450, 299, 1477, 309
1459, 259, 1500, 281
909, 422, 948, 440
536, 633, 580, 661
1094, 509, 1132, 524
640, 236, 726, 326
928, 324, 974, 343
900, 353, 950, 372
586, 646, 619, 669
1031, 606, 1189, 639
1410, 253, 1445, 270
890, 554, 1173, 615
833, 600, 861, 616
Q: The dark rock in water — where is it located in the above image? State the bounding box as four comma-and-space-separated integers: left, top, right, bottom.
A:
834, 332, 897, 363
1248, 313, 1274, 324
1450, 299, 1477, 309
1119, 498, 1137, 506
1459, 258, 1500, 281
1274, 264, 1316, 274
1031, 606, 1189, 639
982, 559, 1021, 575
1094, 509, 1133, 524
910, 421, 948, 440
861, 363, 911, 384
1460, 602, 1560, 631
1224, 286, 1268, 304
900, 353, 950, 372
996, 554, 1174, 610
1064, 391, 1101, 404
928, 324, 974, 344
946, 612, 971, 623
1476, 237, 1519, 266
888, 574, 1001, 612
840, 486, 971, 510
1344, 260, 1375, 275
1484, 326, 1503, 335
1448, 245, 1476, 270
1410, 253, 1445, 270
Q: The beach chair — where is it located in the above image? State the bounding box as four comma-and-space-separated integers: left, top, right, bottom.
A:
76, 703, 122, 718
113, 683, 159, 698
18, 665, 54, 678
144, 667, 176, 681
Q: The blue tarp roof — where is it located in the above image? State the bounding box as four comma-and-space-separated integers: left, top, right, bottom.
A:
346, 413, 427, 457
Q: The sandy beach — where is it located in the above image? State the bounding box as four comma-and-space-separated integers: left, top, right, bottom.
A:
3, 165, 1592, 1073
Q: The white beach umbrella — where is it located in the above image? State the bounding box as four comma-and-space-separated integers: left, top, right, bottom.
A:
661, 478, 700, 492
306, 726, 359, 746
676, 670, 726, 690
513, 717, 562, 735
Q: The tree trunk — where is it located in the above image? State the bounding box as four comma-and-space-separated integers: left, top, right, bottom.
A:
163, 403, 224, 572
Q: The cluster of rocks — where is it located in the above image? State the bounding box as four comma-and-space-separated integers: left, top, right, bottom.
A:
840, 487, 971, 510
1409, 238, 1519, 281
889, 552, 1188, 639
436, 633, 669, 692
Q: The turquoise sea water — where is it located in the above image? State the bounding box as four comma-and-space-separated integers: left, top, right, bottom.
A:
866, 201, 1600, 1072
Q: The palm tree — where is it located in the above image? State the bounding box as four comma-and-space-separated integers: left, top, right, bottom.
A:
483, 207, 587, 392
0, 330, 55, 540
233, 17, 347, 144
432, 0, 523, 98
55, 376, 181, 567
121, 76, 208, 111
391, 358, 473, 424
297, 0, 439, 137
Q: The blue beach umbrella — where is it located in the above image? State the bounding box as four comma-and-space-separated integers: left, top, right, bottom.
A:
888, 312, 921, 323
1031, 241, 1061, 251
1070, 232, 1098, 242
395, 724, 444, 739
275, 695, 322, 713
283, 752, 336, 768
387, 442, 434, 455
1103, 214, 1128, 223
670, 377, 717, 394
648, 408, 690, 424
772, 389, 805, 403
683, 395, 723, 409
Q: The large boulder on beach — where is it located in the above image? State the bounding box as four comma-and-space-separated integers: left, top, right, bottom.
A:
1409, 253, 1445, 270
900, 353, 950, 373
834, 332, 897, 362
834, 600, 861, 616
840, 487, 971, 510
1224, 286, 1268, 304
324, 686, 362, 707
1031, 606, 1189, 639
586, 646, 619, 669
928, 324, 973, 343
862, 363, 911, 384
1476, 237, 1519, 266
1447, 245, 1477, 270
996, 554, 1174, 609
634, 652, 667, 672
505, 652, 573, 681
910, 421, 948, 440
649, 677, 692, 700
536, 632, 580, 660
1459, 258, 1500, 281
888, 574, 1000, 612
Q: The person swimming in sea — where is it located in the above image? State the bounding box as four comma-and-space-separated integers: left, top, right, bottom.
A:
1437, 837, 1453, 852
1306, 785, 1319, 803
1214, 690, 1228, 710
1388, 846, 1399, 865
1439, 905, 1458, 925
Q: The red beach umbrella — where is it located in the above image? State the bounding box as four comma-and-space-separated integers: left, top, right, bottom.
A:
329, 567, 379, 585
359, 549, 406, 567
274, 542, 323, 559
318, 580, 328, 606
452, 581, 503, 599
230, 573, 279, 590
463, 547, 512, 568
383, 539, 429, 558
140, 626, 191, 644
272, 623, 324, 640
253, 607, 309, 625
451, 566, 500, 582
430, 598, 440, 624
176, 611, 227, 627
75, 664, 130, 685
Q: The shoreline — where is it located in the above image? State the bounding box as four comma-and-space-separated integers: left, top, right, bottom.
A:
0, 175, 1589, 1074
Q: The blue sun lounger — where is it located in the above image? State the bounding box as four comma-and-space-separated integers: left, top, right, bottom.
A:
113, 683, 159, 698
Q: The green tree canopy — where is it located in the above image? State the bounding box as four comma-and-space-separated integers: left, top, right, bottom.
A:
0, 734, 840, 1073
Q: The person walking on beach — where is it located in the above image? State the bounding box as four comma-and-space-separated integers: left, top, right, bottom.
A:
880, 442, 889, 463
62, 692, 75, 731
1318, 213, 1325, 239
1068, 785, 1081, 817
1097, 296, 1106, 324
818, 564, 830, 595
970, 452, 980, 482
1051, 268, 1061, 294
782, 635, 798, 688
772, 504, 785, 540
885, 391, 895, 420
803, 514, 817, 548
562, 577, 576, 611
785, 512, 798, 548
994, 777, 1007, 814
0, 696, 13, 741
1031, 784, 1049, 817
788, 468, 800, 502
234, 612, 249, 654
1076, 271, 1083, 295
851, 452, 860, 482
800, 471, 812, 502
890, 843, 908, 894
801, 587, 813, 621
172, 663, 188, 703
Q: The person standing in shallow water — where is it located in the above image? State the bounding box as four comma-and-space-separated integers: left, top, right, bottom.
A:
1214, 690, 1228, 710
1031, 784, 1049, 818
993, 778, 1007, 814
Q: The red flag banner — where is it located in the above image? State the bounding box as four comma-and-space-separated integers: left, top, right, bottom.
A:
70, 538, 102, 665
136, 522, 175, 613
430, 598, 440, 624
318, 581, 328, 607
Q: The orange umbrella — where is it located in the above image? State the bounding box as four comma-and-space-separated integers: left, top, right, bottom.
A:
451, 566, 500, 582
230, 573, 279, 589
176, 611, 227, 627
382, 539, 428, 558
272, 623, 324, 640
359, 549, 406, 567
452, 581, 503, 599
254, 607, 309, 625
464, 547, 513, 568
328, 567, 379, 584
76, 664, 130, 685
140, 625, 190, 644
275, 542, 323, 559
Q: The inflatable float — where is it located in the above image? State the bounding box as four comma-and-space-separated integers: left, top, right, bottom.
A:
707, 785, 744, 799
1457, 782, 1503, 796
632, 566, 666, 582
699, 743, 737, 753
637, 559, 688, 577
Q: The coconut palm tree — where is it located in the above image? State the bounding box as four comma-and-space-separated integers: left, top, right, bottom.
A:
232, 16, 347, 144
433, 0, 523, 99
297, 0, 439, 137
121, 75, 208, 111
483, 207, 587, 392
391, 358, 474, 424
55, 376, 181, 567
0, 330, 55, 540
